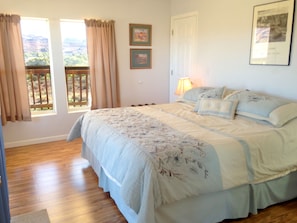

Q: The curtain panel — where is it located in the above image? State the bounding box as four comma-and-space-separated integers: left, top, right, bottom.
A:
84, 19, 120, 109
0, 14, 31, 125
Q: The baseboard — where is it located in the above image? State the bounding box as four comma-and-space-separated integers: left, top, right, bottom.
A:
4, 134, 68, 149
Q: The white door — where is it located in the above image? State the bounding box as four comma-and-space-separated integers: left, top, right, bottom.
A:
170, 12, 198, 102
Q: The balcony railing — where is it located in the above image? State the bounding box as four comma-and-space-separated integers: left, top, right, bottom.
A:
25, 66, 90, 111
65, 66, 90, 108
26, 66, 53, 111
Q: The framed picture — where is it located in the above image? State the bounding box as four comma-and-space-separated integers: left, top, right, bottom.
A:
130, 49, 152, 69
129, 24, 152, 46
249, 0, 295, 65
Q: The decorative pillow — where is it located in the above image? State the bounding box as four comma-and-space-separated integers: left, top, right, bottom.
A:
222, 88, 243, 98
225, 90, 297, 127
176, 87, 214, 103
197, 98, 238, 119
193, 87, 225, 111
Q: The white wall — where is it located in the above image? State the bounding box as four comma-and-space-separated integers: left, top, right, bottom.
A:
171, 0, 297, 100
1, 0, 171, 148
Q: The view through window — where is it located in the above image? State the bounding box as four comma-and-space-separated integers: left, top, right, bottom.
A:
21, 18, 53, 112
60, 20, 90, 110
20, 18, 91, 113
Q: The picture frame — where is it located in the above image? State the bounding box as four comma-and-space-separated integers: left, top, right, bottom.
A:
249, 0, 295, 65
130, 49, 152, 69
129, 24, 152, 46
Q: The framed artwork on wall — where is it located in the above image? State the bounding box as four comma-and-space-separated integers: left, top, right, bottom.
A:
129, 24, 152, 46
249, 0, 295, 65
130, 49, 152, 69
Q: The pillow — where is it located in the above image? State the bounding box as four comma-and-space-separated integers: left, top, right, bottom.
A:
222, 88, 244, 98
197, 98, 238, 119
176, 87, 214, 103
193, 87, 225, 111
225, 90, 297, 127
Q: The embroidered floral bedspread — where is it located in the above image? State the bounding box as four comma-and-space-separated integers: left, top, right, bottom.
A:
67, 102, 297, 222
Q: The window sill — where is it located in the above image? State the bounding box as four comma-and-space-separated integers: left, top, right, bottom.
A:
68, 107, 90, 114
31, 111, 57, 118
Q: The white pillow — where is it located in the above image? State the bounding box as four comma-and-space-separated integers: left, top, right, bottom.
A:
193, 87, 226, 111
197, 98, 238, 119
226, 90, 297, 127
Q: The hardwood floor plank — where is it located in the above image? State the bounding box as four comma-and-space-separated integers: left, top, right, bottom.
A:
5, 139, 297, 223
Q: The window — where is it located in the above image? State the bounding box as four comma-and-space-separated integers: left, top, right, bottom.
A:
21, 18, 54, 112
20, 18, 91, 113
60, 20, 90, 110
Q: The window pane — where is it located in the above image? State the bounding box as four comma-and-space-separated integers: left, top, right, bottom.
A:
60, 20, 90, 110
21, 18, 50, 66
60, 20, 88, 66
21, 18, 53, 112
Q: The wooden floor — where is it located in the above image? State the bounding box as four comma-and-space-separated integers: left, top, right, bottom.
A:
5, 139, 297, 223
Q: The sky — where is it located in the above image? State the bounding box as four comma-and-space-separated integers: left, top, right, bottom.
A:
20, 18, 86, 41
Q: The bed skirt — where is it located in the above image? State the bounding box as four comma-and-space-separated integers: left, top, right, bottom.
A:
82, 142, 297, 223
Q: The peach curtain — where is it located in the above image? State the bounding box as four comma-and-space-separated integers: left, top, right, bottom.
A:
0, 14, 31, 125
84, 19, 120, 109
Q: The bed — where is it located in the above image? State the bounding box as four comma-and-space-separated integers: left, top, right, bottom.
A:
67, 87, 297, 223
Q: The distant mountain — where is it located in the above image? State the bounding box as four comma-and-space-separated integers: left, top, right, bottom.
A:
22, 35, 87, 54
22, 34, 88, 66
22, 35, 49, 52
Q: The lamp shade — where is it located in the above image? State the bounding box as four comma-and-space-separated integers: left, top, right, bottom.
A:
175, 77, 192, 95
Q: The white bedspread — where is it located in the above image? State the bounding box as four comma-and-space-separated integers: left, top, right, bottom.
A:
67, 102, 297, 223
